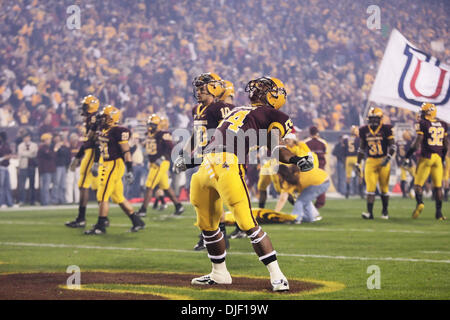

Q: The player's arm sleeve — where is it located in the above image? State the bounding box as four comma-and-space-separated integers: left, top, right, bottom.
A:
117, 128, 132, 158
387, 126, 396, 157
93, 142, 101, 162
356, 134, 366, 163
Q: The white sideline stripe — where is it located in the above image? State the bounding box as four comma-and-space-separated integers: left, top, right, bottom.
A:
1, 241, 449, 264
0, 221, 145, 228
1, 220, 449, 235
267, 226, 450, 235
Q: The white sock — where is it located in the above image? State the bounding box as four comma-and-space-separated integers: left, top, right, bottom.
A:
266, 260, 285, 281
212, 261, 228, 274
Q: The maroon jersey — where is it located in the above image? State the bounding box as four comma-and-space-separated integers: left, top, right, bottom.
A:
305, 136, 328, 169
98, 126, 131, 161
359, 124, 394, 159
82, 114, 99, 150
205, 104, 293, 164
191, 101, 234, 156
415, 119, 448, 159
145, 130, 174, 163
343, 135, 360, 157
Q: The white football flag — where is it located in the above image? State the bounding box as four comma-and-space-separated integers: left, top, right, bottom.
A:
369, 29, 450, 123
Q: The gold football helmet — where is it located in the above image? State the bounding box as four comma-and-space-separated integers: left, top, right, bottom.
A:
220, 80, 235, 101
420, 102, 437, 121
245, 76, 287, 110
367, 107, 383, 128
100, 105, 121, 128
192, 73, 225, 101
81, 95, 100, 116
147, 114, 161, 133
350, 125, 359, 136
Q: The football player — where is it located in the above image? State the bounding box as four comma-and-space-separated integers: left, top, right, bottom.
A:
355, 107, 396, 220
403, 103, 448, 220
343, 125, 362, 198
396, 129, 416, 198
185, 76, 313, 292
84, 105, 145, 234
272, 133, 313, 212
173, 73, 235, 250
65, 95, 103, 228
137, 114, 184, 217
277, 152, 328, 224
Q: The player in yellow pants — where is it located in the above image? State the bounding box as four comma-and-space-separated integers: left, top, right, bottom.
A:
355, 107, 396, 220
403, 103, 448, 220
138, 115, 184, 217
65, 95, 103, 229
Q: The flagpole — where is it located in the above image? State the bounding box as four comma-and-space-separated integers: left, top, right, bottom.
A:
361, 99, 373, 125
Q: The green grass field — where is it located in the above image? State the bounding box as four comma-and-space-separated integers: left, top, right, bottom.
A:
0, 196, 448, 300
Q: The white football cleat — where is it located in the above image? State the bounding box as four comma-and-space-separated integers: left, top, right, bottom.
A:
271, 277, 289, 292
361, 212, 374, 220
191, 271, 232, 285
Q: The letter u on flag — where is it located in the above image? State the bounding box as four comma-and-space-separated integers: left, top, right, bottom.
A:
369, 29, 450, 123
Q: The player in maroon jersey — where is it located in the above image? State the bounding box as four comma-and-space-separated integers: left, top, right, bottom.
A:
403, 103, 448, 220
173, 73, 235, 251
84, 105, 145, 234
187, 76, 313, 292
137, 114, 184, 217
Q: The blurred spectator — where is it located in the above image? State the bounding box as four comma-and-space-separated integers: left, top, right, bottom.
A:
17, 131, 38, 205
0, 131, 14, 208
127, 132, 146, 199
305, 126, 328, 209
0, 0, 447, 132
37, 133, 56, 206
51, 134, 71, 204
332, 135, 347, 195
65, 132, 81, 204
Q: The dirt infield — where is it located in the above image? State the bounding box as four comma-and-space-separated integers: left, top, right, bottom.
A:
0, 272, 322, 300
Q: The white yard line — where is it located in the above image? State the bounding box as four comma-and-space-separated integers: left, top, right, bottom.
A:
1, 219, 449, 235
1, 241, 449, 264
422, 251, 450, 255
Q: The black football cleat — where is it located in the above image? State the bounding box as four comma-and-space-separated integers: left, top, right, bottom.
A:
173, 203, 185, 216
84, 224, 106, 235
65, 219, 86, 228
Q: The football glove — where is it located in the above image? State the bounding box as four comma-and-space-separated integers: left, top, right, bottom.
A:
91, 162, 99, 177
173, 156, 187, 174
69, 158, 81, 172
294, 153, 314, 172
125, 171, 134, 185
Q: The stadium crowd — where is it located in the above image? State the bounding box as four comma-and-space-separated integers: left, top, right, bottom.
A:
0, 0, 448, 131
0, 0, 448, 207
